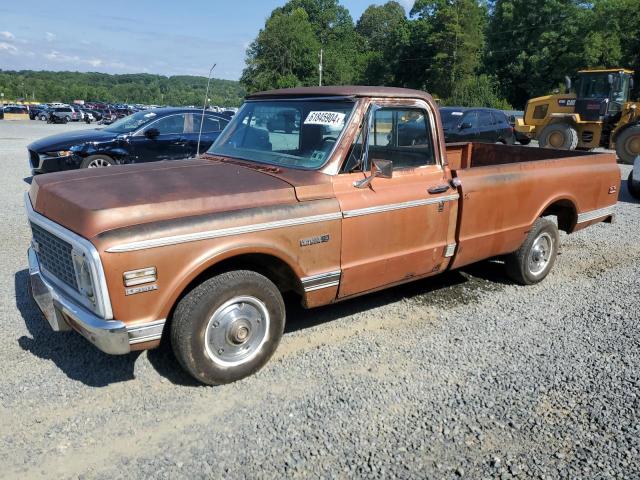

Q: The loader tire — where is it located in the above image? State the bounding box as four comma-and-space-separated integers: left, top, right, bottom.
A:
539, 123, 578, 150
615, 125, 640, 165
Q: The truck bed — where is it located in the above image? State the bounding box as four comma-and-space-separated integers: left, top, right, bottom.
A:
445, 142, 619, 270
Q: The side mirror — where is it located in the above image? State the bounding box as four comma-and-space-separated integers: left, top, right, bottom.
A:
144, 127, 160, 139
353, 159, 393, 189
565, 75, 572, 92
459, 122, 472, 130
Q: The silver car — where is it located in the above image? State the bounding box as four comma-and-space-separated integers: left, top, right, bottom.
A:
48, 106, 79, 122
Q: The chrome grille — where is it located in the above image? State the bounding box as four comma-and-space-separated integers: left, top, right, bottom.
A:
30, 222, 78, 291
28, 150, 40, 169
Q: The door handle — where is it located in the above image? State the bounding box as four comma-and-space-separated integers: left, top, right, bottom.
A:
428, 184, 450, 194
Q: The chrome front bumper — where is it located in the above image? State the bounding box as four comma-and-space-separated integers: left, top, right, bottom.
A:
28, 247, 131, 354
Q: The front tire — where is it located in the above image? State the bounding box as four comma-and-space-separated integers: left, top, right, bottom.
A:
628, 171, 640, 200
505, 218, 560, 285
171, 270, 285, 385
615, 125, 640, 165
80, 155, 114, 168
539, 123, 578, 150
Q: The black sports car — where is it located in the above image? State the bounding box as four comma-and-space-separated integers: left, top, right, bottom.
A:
27, 108, 229, 174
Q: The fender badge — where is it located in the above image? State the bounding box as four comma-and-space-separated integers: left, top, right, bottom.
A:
125, 284, 158, 296
300, 234, 330, 247
608, 186, 617, 194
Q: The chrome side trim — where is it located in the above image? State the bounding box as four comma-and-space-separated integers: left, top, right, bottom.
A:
25, 193, 114, 320
577, 205, 615, 224
127, 319, 166, 345
301, 270, 341, 292
444, 243, 456, 258
342, 193, 459, 218
106, 212, 344, 253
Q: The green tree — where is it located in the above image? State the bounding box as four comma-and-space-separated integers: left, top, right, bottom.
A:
485, 0, 587, 107
240, 8, 321, 92
356, 1, 409, 85
408, 0, 487, 98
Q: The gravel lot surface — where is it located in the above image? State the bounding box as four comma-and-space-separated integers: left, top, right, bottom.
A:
1, 120, 638, 479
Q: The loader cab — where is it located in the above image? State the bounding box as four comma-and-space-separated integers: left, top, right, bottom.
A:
574, 70, 634, 122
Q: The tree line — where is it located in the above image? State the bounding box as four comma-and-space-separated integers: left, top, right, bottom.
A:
241, 0, 640, 109
0, 70, 245, 106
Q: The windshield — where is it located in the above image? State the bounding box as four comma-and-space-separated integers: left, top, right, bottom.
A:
439, 108, 466, 129
103, 110, 159, 133
207, 99, 355, 169
577, 73, 612, 99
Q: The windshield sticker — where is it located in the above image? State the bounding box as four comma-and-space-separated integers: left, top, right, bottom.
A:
451, 112, 464, 116
304, 111, 346, 126
310, 150, 326, 163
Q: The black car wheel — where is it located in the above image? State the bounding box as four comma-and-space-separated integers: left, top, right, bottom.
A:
80, 155, 114, 168
39, 114, 47, 121
628, 171, 640, 200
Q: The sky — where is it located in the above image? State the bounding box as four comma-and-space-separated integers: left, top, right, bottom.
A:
0, 0, 415, 81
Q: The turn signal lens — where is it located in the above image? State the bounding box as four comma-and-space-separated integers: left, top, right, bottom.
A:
124, 267, 157, 287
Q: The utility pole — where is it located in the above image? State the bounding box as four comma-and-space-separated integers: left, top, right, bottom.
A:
319, 49, 323, 87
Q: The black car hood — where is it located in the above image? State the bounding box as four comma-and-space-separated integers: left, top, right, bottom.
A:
28, 128, 117, 152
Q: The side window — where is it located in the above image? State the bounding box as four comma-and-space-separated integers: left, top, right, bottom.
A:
148, 114, 186, 135
478, 111, 492, 127
344, 107, 435, 171
203, 115, 229, 133
461, 111, 478, 128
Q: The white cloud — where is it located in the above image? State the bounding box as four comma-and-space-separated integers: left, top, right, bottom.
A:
0, 42, 18, 54
45, 50, 79, 62
0, 31, 15, 40
88, 58, 103, 67
45, 32, 56, 42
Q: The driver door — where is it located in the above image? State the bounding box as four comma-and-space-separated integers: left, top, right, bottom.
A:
129, 113, 189, 163
333, 104, 455, 298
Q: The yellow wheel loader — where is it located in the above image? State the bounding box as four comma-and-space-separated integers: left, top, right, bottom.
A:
515, 69, 640, 164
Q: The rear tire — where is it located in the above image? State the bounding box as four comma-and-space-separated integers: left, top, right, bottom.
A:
628, 171, 640, 200
518, 138, 531, 145
505, 218, 560, 285
171, 270, 285, 385
615, 125, 640, 165
539, 123, 578, 150
80, 155, 114, 168
39, 114, 47, 121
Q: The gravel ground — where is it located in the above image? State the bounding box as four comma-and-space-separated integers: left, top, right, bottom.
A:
0, 120, 638, 479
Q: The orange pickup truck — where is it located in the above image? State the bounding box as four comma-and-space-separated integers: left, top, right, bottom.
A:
26, 87, 620, 384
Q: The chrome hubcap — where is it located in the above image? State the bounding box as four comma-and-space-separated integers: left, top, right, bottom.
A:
88, 158, 111, 168
204, 296, 269, 367
529, 232, 553, 275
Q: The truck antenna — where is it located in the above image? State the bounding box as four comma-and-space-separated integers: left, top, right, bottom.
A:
197, 63, 217, 158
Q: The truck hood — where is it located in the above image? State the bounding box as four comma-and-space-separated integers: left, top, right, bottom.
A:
29, 158, 298, 239
28, 128, 117, 152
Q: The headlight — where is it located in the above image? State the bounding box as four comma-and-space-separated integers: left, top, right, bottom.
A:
72, 251, 95, 302
45, 150, 74, 157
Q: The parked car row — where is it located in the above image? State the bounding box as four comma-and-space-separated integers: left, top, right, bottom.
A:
27, 108, 230, 174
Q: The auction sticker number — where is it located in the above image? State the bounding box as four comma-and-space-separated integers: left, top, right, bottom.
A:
304, 111, 346, 126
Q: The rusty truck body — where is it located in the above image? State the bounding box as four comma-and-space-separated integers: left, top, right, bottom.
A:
26, 87, 620, 384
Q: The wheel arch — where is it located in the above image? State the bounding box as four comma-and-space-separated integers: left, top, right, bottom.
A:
536, 196, 578, 233
159, 246, 305, 328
